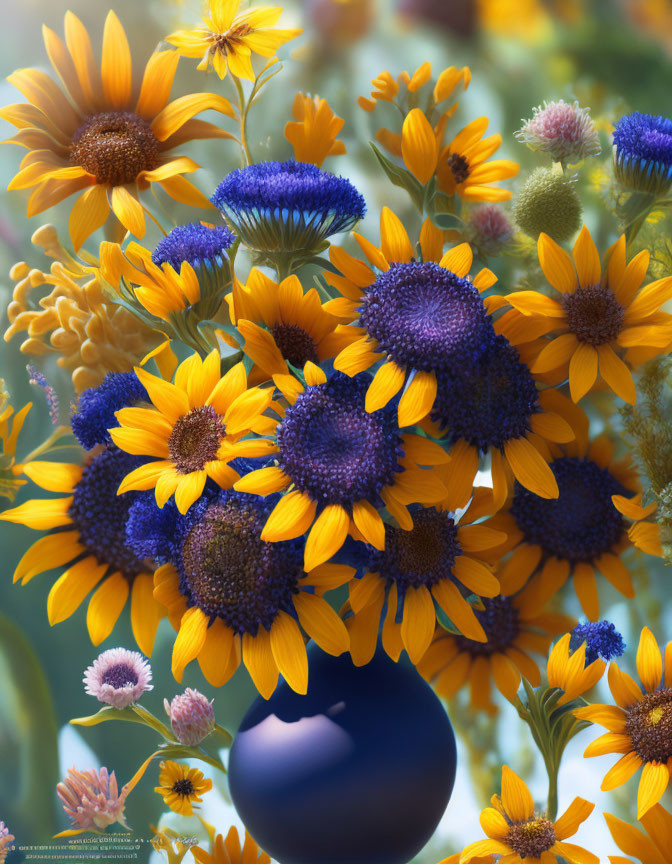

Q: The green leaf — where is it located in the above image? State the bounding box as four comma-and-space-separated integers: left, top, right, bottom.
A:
70, 705, 151, 727
0, 612, 59, 839
205, 723, 234, 750
369, 142, 425, 211
430, 212, 464, 231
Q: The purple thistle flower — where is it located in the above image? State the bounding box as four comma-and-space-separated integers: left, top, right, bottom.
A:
164, 688, 216, 746
516, 99, 601, 163
57, 767, 129, 832
83, 648, 152, 709
464, 204, 514, 256
0, 822, 15, 863
27, 364, 60, 425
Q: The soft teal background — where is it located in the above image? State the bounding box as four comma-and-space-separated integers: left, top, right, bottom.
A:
1, 0, 672, 860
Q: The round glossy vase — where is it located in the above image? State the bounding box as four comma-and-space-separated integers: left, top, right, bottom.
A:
229, 643, 457, 864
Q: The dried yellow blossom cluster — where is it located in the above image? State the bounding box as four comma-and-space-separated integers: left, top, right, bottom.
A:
5, 226, 158, 393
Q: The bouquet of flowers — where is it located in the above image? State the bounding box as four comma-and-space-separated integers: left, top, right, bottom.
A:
2, 1, 672, 862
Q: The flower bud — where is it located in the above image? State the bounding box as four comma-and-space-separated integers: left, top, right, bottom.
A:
516, 100, 600, 164
513, 167, 582, 242
464, 204, 514, 256
165, 688, 215, 746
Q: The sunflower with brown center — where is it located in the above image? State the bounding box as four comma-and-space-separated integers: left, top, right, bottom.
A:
575, 626, 672, 820
225, 268, 361, 384
166, 0, 301, 81
149, 486, 353, 697
110, 350, 274, 514
2, 11, 235, 250
458, 765, 598, 864
491, 226, 672, 404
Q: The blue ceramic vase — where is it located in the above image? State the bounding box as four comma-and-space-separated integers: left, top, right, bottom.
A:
229, 643, 457, 864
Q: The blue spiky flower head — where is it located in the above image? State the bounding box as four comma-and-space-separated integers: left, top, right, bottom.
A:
613, 112, 672, 195
211, 161, 366, 269
570, 620, 626, 665
71, 372, 148, 450
152, 222, 235, 319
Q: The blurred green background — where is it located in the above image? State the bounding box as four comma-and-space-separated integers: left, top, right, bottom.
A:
2, 0, 672, 859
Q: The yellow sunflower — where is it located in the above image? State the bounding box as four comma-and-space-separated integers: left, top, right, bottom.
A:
575, 626, 672, 820
154, 540, 353, 698
418, 573, 574, 713
497, 227, 672, 403
110, 350, 274, 515
486, 408, 645, 621
328, 207, 500, 426
2, 11, 235, 250
99, 241, 204, 323
605, 802, 672, 864
345, 490, 507, 666
546, 633, 606, 706
193, 826, 270, 864
225, 268, 361, 384
166, 0, 302, 80
437, 116, 520, 203
232, 363, 448, 572
460, 765, 597, 864
154, 761, 212, 816
284, 92, 346, 168
0, 450, 163, 654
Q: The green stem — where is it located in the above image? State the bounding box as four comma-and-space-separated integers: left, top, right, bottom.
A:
546, 759, 559, 821
233, 77, 253, 166
21, 425, 76, 463
131, 704, 175, 741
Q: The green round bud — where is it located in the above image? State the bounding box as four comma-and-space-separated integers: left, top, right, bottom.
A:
513, 168, 582, 242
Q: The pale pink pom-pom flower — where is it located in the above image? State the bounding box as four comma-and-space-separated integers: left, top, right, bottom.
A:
516, 99, 601, 163
83, 648, 152, 709
164, 688, 215, 746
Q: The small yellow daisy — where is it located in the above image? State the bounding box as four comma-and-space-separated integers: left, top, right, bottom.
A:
154, 761, 212, 816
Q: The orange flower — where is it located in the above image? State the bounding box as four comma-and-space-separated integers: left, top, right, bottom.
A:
285, 92, 346, 167
3, 11, 235, 249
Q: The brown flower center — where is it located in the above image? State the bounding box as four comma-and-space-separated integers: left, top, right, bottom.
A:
70, 112, 159, 186
506, 817, 556, 858
446, 152, 470, 185
626, 688, 672, 763
168, 406, 226, 474
561, 284, 625, 346
270, 323, 319, 369
211, 22, 253, 54
172, 778, 195, 797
